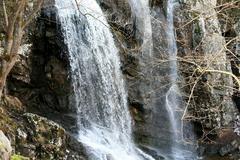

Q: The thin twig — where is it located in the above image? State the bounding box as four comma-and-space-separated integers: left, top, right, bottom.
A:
2, 0, 8, 28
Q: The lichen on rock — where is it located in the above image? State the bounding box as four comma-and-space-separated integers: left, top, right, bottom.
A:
0, 130, 12, 160
0, 95, 87, 160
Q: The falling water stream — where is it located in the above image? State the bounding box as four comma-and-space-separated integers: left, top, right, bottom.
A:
55, 0, 153, 159
165, 0, 183, 142
128, 0, 153, 57
165, 0, 197, 159
55, 0, 197, 159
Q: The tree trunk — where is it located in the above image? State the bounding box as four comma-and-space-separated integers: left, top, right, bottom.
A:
0, 55, 18, 98
0, 0, 43, 99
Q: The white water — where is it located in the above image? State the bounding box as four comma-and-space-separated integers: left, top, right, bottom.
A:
128, 0, 153, 57
199, 17, 207, 36
165, 0, 182, 140
165, 1, 197, 159
55, 0, 154, 160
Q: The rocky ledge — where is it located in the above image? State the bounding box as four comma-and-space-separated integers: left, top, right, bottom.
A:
0, 96, 87, 160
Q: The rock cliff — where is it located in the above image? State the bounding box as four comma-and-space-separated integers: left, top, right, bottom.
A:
0, 0, 239, 159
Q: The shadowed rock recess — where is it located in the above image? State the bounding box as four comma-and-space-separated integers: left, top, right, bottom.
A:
0, 0, 239, 159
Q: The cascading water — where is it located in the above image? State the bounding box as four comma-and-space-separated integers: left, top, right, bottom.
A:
127, 0, 196, 159
166, 0, 182, 141
165, 0, 197, 159
128, 0, 153, 99
128, 0, 153, 57
55, 0, 154, 159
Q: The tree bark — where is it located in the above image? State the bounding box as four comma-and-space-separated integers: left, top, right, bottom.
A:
0, 55, 18, 98
0, 0, 43, 99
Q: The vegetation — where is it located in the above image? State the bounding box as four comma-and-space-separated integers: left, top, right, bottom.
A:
11, 154, 29, 160
0, 0, 43, 98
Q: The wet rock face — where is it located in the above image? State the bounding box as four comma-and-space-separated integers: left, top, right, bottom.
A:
99, 0, 239, 158
99, 0, 176, 157
174, 0, 240, 157
6, 5, 78, 133
150, 0, 164, 7
30, 7, 72, 113
98, 0, 147, 112
175, 0, 238, 129
3, 0, 239, 159
229, 7, 240, 112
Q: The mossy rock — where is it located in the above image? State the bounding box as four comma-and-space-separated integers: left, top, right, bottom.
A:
11, 154, 29, 160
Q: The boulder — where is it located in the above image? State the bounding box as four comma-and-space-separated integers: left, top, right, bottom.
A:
0, 131, 12, 160
14, 113, 87, 160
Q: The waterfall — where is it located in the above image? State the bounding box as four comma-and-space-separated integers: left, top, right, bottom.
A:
166, 0, 182, 140
165, 0, 197, 159
129, 0, 153, 59
165, 0, 184, 158
55, 0, 154, 159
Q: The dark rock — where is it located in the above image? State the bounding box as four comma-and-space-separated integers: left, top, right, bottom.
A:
6, 5, 78, 135
139, 145, 166, 160
10, 48, 31, 84
197, 146, 205, 157
2, 0, 239, 159
219, 144, 235, 156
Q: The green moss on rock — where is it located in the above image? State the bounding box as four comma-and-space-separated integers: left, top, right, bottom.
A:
0, 95, 87, 160
11, 154, 29, 160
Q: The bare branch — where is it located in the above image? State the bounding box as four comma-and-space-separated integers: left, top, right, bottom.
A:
2, 0, 8, 28
22, 0, 44, 29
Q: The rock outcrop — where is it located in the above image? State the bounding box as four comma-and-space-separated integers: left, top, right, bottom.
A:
100, 0, 240, 158
0, 0, 239, 159
175, 0, 240, 158
0, 131, 12, 160
0, 98, 87, 160
180, 0, 236, 128
5, 4, 78, 134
